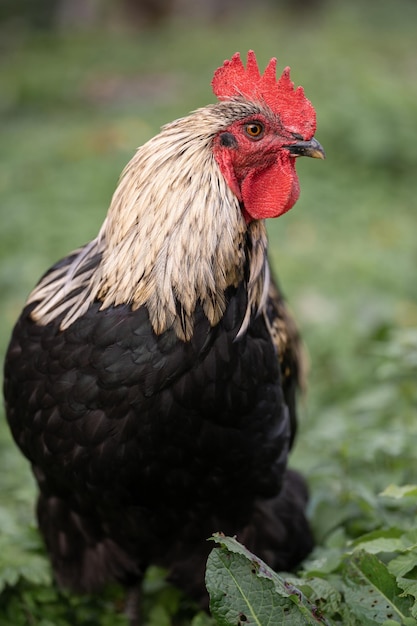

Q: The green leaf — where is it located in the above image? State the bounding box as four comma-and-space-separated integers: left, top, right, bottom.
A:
0, 524, 51, 593
302, 548, 343, 577
343, 551, 413, 624
285, 575, 343, 619
388, 551, 417, 579
206, 534, 329, 626
396, 578, 417, 619
351, 528, 405, 555
380, 485, 417, 500
146, 604, 171, 626
191, 612, 217, 626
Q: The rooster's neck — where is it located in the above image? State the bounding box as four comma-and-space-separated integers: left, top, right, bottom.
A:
28, 110, 270, 340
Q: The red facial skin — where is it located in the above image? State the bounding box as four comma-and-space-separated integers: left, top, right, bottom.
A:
213, 115, 301, 224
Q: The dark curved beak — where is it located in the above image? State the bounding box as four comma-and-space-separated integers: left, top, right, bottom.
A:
284, 137, 326, 160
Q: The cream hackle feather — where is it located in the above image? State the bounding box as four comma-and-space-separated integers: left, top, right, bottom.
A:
28, 100, 270, 341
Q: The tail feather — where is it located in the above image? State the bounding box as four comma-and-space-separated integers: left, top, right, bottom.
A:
238, 468, 313, 572
168, 468, 313, 605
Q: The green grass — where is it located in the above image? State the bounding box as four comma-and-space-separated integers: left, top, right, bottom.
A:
0, 0, 416, 623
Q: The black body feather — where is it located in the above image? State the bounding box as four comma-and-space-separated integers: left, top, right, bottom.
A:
4, 252, 312, 603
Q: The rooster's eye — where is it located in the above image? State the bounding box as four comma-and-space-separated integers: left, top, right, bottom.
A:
245, 122, 264, 139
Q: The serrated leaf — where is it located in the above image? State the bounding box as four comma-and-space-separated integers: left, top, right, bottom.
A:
208, 535, 291, 597
206, 549, 308, 626
343, 551, 413, 624
206, 535, 329, 625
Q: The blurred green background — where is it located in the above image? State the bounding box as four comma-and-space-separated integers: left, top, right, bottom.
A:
0, 0, 416, 622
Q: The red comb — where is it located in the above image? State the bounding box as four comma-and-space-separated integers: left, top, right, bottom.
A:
212, 50, 316, 138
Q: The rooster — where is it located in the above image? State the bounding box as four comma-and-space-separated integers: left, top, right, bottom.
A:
3, 51, 324, 622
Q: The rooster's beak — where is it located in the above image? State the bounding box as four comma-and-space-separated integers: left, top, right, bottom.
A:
284, 137, 326, 160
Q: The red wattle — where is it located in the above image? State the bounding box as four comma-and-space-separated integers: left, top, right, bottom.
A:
240, 154, 300, 221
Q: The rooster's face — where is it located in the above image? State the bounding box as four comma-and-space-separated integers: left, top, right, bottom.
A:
213, 110, 324, 223
211, 51, 324, 223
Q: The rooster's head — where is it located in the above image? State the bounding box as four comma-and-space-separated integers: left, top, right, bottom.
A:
212, 51, 325, 223
28, 50, 325, 341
